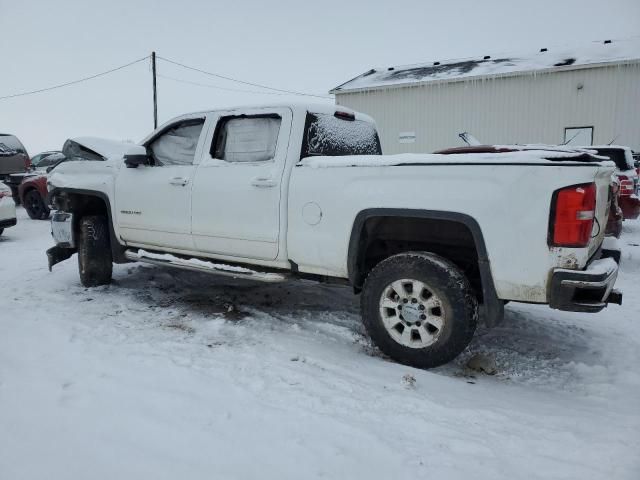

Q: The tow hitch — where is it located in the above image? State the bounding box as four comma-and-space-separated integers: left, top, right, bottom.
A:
606, 289, 623, 306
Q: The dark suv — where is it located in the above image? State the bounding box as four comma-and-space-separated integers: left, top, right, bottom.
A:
0, 133, 31, 202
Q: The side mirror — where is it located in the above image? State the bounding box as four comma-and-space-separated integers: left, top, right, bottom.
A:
123, 145, 150, 168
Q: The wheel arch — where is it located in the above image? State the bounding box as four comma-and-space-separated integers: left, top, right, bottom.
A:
49, 187, 128, 263
347, 208, 503, 326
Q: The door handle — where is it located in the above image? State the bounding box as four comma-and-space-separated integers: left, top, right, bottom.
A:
251, 177, 277, 188
169, 177, 189, 186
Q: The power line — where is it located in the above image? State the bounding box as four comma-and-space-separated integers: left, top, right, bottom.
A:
0, 56, 149, 101
157, 55, 332, 99
157, 73, 290, 95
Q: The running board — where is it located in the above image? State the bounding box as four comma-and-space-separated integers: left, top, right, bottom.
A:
124, 249, 288, 283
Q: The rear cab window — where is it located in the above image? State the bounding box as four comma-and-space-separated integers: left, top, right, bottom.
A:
594, 148, 635, 171
301, 112, 381, 159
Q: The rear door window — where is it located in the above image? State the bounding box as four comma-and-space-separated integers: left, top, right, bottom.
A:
212, 116, 282, 163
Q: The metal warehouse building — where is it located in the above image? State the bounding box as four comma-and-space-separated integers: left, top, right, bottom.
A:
331, 39, 640, 153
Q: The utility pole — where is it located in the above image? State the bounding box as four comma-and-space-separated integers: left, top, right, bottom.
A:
151, 51, 158, 129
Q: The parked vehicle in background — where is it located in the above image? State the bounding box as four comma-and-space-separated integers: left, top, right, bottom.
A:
585, 146, 640, 220
18, 139, 111, 220
0, 182, 17, 236
606, 178, 623, 238
19, 174, 50, 220
0, 133, 31, 202
9, 152, 67, 213
47, 104, 622, 369
30, 151, 63, 170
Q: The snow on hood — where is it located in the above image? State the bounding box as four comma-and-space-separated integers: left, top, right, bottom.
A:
332, 38, 640, 92
65, 137, 135, 160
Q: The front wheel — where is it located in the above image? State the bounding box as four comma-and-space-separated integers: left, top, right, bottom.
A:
361, 252, 477, 368
78, 215, 113, 287
24, 190, 50, 220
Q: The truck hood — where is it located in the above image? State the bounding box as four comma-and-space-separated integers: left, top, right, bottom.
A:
62, 137, 134, 161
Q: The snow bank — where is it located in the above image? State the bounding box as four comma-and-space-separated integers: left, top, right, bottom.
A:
2, 209, 640, 479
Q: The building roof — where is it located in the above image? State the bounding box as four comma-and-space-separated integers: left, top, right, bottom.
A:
331, 38, 640, 93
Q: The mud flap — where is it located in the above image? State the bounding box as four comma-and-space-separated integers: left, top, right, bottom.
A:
47, 246, 76, 271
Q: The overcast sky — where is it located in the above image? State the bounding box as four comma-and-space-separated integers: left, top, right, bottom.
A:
1, 0, 639, 154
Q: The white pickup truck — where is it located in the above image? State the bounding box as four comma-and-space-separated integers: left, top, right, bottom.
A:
47, 103, 622, 368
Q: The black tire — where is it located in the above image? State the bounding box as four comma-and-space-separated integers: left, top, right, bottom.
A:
361, 252, 478, 369
78, 215, 112, 287
0, 228, 3, 236
24, 189, 50, 220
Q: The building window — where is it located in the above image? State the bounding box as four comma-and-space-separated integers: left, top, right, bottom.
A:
564, 127, 593, 146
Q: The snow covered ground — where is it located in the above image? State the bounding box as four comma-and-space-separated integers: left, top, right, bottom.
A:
1, 207, 639, 480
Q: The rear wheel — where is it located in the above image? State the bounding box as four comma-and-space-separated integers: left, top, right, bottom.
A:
361, 252, 477, 368
78, 215, 112, 287
24, 190, 50, 220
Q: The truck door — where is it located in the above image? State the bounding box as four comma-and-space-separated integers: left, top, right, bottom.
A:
115, 116, 206, 250
191, 107, 292, 260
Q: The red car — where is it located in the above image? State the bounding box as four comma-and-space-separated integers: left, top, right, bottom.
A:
587, 146, 640, 220
18, 152, 67, 219
19, 173, 50, 219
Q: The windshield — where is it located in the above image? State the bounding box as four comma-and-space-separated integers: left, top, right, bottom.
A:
0, 134, 27, 156
32, 152, 64, 168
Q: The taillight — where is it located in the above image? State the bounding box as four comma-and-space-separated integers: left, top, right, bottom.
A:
24, 155, 31, 171
618, 175, 634, 196
549, 183, 596, 247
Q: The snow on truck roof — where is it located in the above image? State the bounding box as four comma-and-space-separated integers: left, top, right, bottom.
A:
168, 103, 372, 122
331, 38, 640, 93
145, 103, 375, 141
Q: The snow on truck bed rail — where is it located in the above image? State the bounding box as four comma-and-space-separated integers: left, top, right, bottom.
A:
299, 150, 610, 168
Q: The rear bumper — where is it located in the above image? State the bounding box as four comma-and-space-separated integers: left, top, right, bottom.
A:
549, 249, 622, 313
620, 194, 640, 220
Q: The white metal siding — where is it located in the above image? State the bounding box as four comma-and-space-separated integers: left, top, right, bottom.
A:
335, 63, 640, 153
